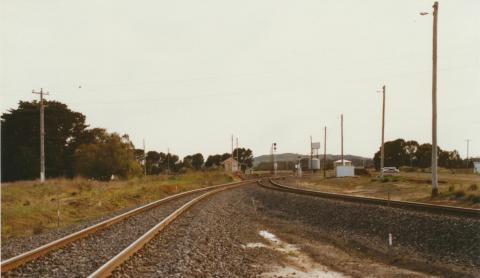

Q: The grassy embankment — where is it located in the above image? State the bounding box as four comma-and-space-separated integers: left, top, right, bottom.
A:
294, 169, 480, 208
1, 171, 237, 239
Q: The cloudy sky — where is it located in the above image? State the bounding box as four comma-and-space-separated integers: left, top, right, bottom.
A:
1, 0, 479, 159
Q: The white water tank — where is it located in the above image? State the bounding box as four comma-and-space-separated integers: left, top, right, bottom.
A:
310, 158, 320, 170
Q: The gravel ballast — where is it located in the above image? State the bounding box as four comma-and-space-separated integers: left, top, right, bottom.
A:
254, 180, 480, 277
4, 181, 478, 277
112, 183, 479, 277
3, 191, 210, 278
111, 185, 278, 277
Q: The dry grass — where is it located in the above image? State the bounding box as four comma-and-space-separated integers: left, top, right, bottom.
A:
294, 169, 480, 208
1, 171, 236, 239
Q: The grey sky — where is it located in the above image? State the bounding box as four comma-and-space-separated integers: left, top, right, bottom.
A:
1, 0, 479, 159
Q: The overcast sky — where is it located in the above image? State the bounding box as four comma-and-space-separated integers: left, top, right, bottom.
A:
1, 0, 479, 159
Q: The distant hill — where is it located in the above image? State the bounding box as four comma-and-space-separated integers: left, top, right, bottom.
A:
253, 153, 373, 168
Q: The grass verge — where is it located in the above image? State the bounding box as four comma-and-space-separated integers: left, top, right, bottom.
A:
1, 171, 236, 239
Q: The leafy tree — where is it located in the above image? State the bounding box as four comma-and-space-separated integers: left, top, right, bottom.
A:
181, 153, 203, 170
182, 155, 193, 169
415, 143, 434, 168
404, 140, 420, 167
146, 151, 161, 174
74, 130, 142, 180
205, 154, 222, 168
373, 139, 463, 170
190, 153, 204, 170
233, 148, 254, 170
1, 100, 87, 181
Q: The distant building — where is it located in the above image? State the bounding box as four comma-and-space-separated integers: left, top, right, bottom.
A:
474, 162, 480, 174
222, 157, 239, 173
334, 159, 354, 177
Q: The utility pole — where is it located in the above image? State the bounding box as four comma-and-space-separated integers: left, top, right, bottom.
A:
143, 139, 147, 177
167, 148, 170, 175
323, 126, 327, 178
341, 114, 344, 165
231, 134, 234, 159
310, 135, 313, 174
236, 137, 239, 172
32, 88, 49, 183
380, 85, 386, 179
466, 139, 470, 168
431, 1, 439, 196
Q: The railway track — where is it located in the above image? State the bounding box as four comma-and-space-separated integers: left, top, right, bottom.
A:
1, 180, 253, 277
260, 178, 480, 218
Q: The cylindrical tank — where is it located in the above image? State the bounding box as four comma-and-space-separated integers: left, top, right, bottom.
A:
310, 158, 320, 170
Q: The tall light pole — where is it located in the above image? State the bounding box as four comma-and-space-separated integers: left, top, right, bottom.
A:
380, 85, 386, 179
431, 1, 439, 196
421, 2, 439, 196
432, 1, 439, 196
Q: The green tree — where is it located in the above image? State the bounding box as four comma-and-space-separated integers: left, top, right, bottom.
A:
190, 153, 204, 170
146, 151, 161, 174
1, 100, 87, 181
205, 154, 223, 168
74, 130, 142, 180
233, 148, 254, 170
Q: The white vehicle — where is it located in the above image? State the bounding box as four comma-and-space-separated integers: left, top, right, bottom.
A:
382, 167, 399, 174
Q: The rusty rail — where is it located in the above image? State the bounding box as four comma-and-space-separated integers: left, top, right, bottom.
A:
88, 182, 248, 278
1, 180, 251, 273
265, 178, 480, 218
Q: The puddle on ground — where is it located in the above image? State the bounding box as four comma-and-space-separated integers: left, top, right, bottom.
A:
245, 230, 347, 278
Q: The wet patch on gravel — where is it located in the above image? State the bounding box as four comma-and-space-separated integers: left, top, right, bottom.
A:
112, 185, 281, 277
248, 230, 347, 278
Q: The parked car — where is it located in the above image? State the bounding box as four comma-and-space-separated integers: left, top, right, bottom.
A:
382, 167, 400, 174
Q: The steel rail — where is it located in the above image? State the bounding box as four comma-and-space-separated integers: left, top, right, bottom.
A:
266, 178, 480, 218
1, 180, 250, 273
88, 181, 249, 278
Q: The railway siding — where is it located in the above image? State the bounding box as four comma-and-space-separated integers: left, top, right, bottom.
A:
256, 179, 480, 275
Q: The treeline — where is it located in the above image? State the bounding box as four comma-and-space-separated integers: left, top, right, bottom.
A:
373, 138, 467, 170
139, 148, 253, 175
1, 100, 253, 182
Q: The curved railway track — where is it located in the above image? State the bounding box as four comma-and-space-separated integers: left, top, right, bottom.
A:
260, 178, 480, 218
1, 180, 253, 277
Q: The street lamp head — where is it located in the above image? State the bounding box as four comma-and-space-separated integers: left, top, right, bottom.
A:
420, 12, 429, 16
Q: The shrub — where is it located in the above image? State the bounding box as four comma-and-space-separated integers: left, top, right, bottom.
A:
468, 195, 480, 203
454, 190, 466, 199
400, 166, 417, 173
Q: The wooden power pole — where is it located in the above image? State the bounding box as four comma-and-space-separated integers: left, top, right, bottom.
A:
32, 88, 49, 183
341, 114, 344, 165
323, 126, 327, 178
380, 85, 386, 179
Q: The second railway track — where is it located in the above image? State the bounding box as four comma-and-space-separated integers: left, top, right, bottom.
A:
1, 180, 252, 277
261, 178, 480, 218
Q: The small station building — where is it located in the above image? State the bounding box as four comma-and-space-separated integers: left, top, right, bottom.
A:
222, 157, 239, 173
